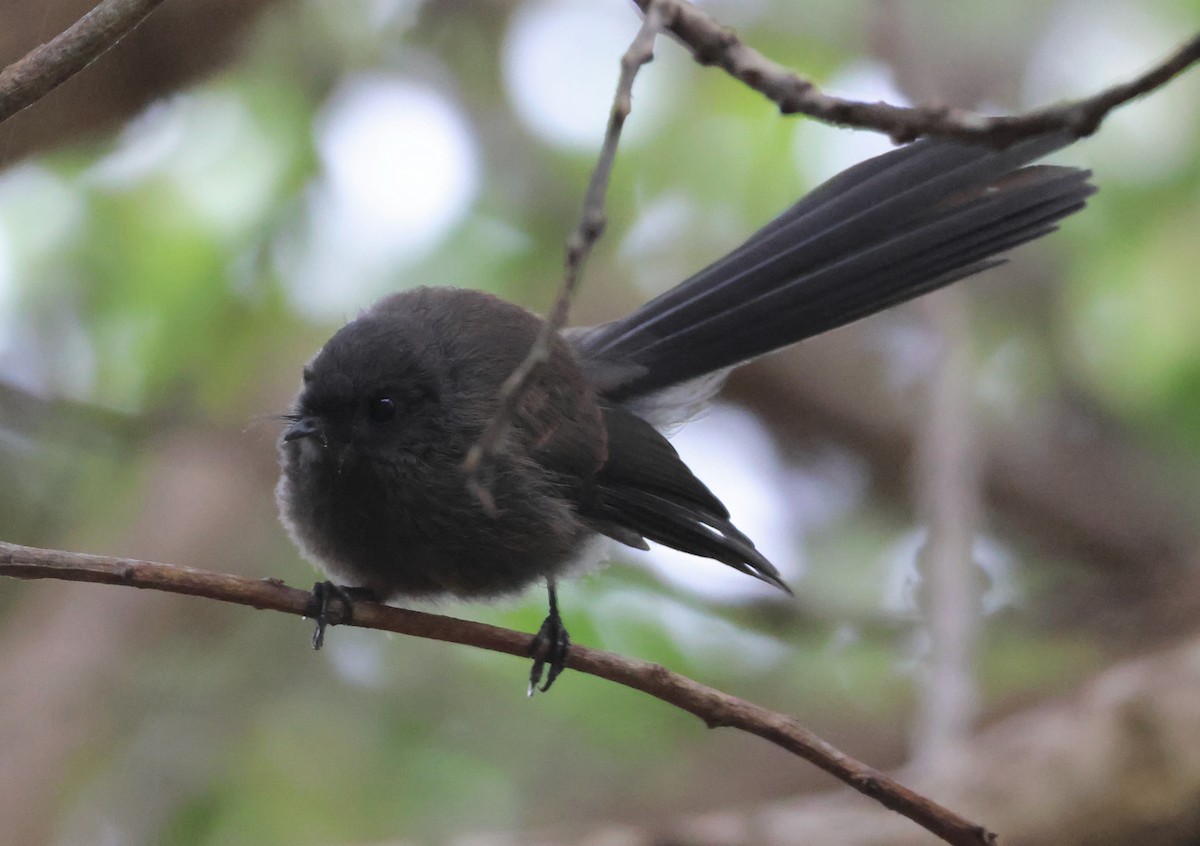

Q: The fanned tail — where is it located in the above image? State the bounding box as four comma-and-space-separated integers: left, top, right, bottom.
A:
570, 132, 1094, 592
574, 132, 1094, 406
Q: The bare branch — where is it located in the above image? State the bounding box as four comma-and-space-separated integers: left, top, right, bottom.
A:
462, 0, 669, 508
528, 628, 1200, 846
633, 0, 1200, 144
0, 539, 995, 846
0, 0, 169, 125
461, 1, 1200, 508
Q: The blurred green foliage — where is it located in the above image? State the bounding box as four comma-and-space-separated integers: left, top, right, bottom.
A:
0, 1, 1198, 844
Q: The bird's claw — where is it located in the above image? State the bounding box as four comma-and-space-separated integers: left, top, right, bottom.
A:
306, 581, 376, 650
528, 611, 571, 695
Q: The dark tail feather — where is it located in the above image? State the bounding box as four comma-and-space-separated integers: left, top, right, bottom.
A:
576, 133, 1094, 402
593, 484, 791, 592
577, 405, 791, 592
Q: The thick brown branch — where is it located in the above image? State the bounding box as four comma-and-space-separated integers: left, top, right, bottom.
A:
634, 0, 1200, 144
0, 539, 993, 846
462, 0, 668, 508
0, 0, 169, 125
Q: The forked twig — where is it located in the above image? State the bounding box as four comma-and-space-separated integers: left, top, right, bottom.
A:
634, 0, 1200, 144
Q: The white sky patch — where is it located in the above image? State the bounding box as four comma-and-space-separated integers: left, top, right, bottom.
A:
0, 165, 89, 390
325, 627, 389, 689
793, 61, 910, 185
1025, 0, 1195, 184
0, 164, 87, 265
0, 227, 14, 353
281, 76, 480, 319
619, 191, 707, 299
630, 403, 804, 602
620, 191, 698, 260
502, 0, 668, 150
88, 97, 187, 186
592, 587, 790, 672
168, 93, 287, 237
363, 0, 422, 30
88, 89, 288, 238
317, 76, 479, 254
881, 527, 1021, 617
875, 321, 939, 397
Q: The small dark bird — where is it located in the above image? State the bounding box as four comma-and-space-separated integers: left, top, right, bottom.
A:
277, 133, 1094, 691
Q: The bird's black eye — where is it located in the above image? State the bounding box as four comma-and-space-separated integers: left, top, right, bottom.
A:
367, 396, 397, 423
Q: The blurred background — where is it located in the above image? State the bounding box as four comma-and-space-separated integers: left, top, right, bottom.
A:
1, 0, 1199, 844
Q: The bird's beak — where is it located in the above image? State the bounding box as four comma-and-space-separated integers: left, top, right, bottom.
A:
283, 416, 327, 446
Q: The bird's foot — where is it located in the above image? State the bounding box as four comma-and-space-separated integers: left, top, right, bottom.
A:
306, 581, 376, 650
528, 610, 571, 695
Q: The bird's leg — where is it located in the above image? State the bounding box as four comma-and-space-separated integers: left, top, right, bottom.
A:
307, 581, 377, 650
528, 580, 571, 694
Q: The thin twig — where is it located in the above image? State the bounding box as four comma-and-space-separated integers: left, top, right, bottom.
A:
633, 0, 1200, 145
0, 0, 169, 125
0, 539, 995, 846
462, 0, 670, 510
